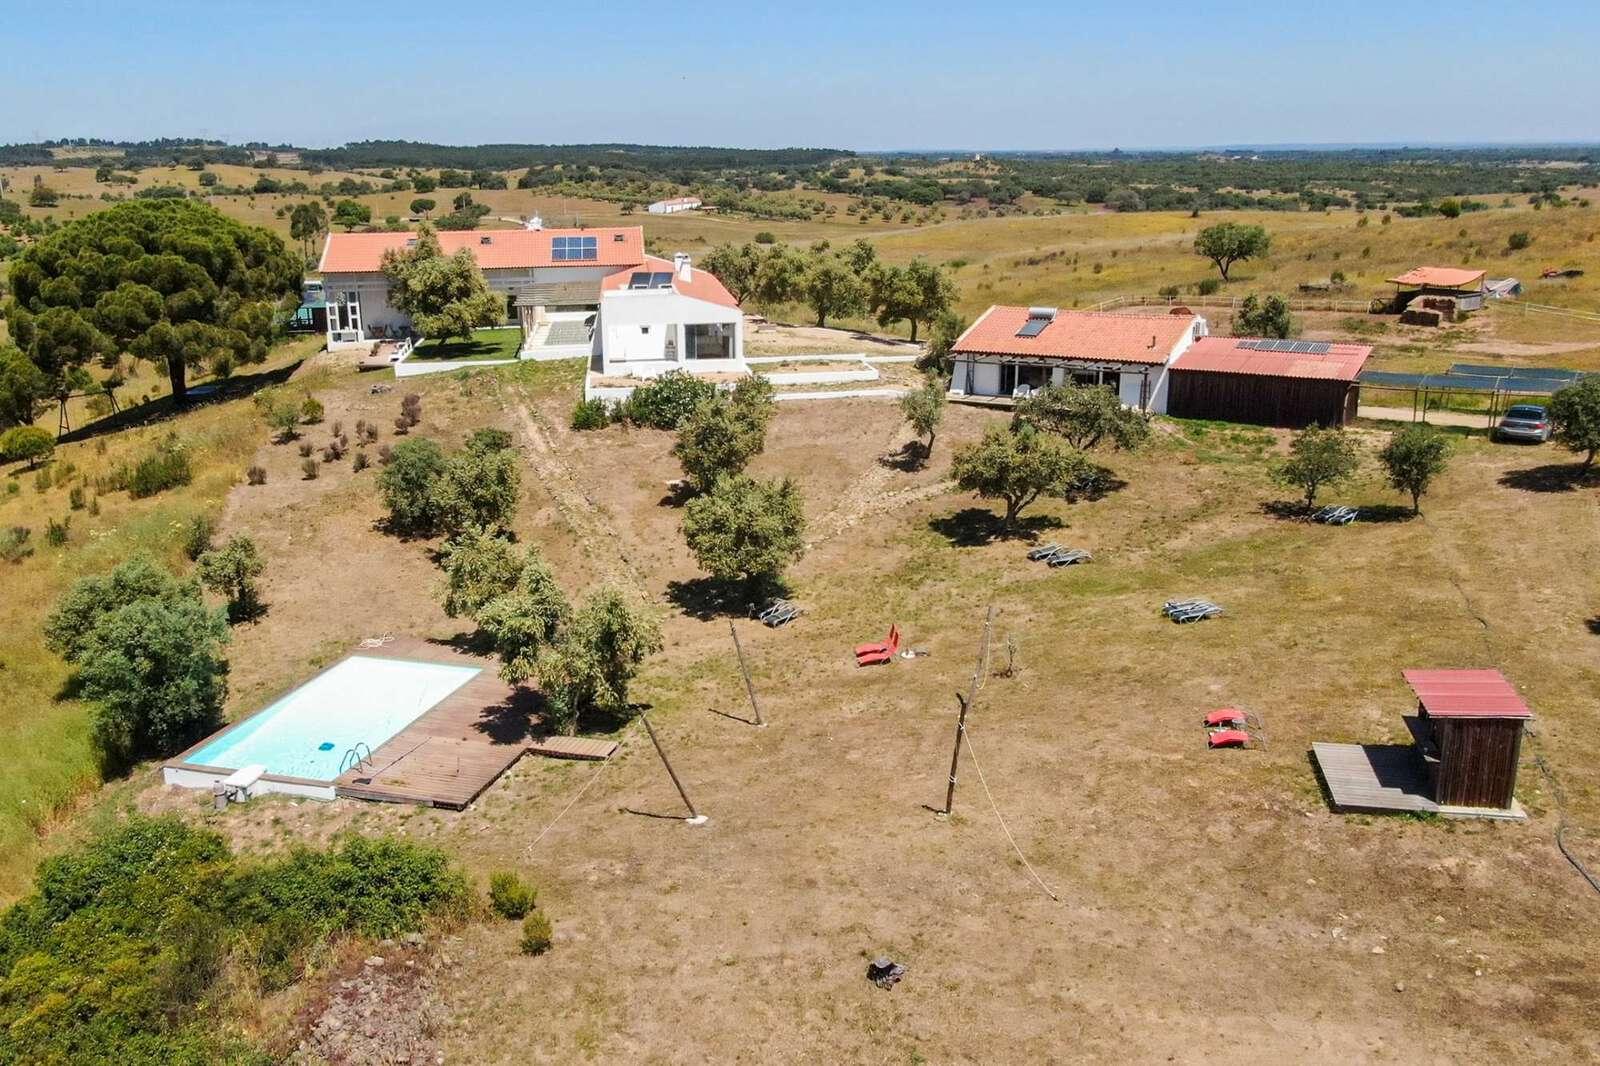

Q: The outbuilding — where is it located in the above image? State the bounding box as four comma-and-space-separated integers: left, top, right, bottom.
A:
1388, 266, 1487, 313
1166, 337, 1372, 428
1402, 669, 1531, 811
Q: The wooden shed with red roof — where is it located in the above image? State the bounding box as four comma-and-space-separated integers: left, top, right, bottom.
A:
1167, 337, 1373, 428
1402, 669, 1531, 810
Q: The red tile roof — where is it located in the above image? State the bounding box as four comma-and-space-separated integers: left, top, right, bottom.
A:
952, 306, 1198, 366
1387, 267, 1486, 289
1171, 336, 1371, 381
1402, 669, 1532, 720
600, 255, 739, 309
318, 226, 645, 274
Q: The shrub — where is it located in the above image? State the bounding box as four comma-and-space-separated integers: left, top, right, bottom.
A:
681, 474, 806, 590
570, 398, 609, 430
247, 464, 267, 485
126, 435, 192, 498
352, 450, 370, 472
754, 231, 777, 244
620, 370, 718, 430
434, 439, 520, 537
1507, 230, 1533, 251
301, 457, 318, 479
394, 416, 410, 435
519, 910, 553, 955
1158, 284, 1180, 299
378, 443, 394, 464
298, 440, 314, 458
363, 423, 380, 444
1196, 277, 1222, 296
45, 515, 70, 546
401, 393, 422, 426
488, 870, 537, 919
377, 437, 447, 533
197, 534, 266, 621
0, 425, 55, 468
68, 485, 85, 510
182, 513, 216, 560
331, 420, 343, 438
300, 396, 324, 424
34, 468, 50, 492
1, 525, 32, 563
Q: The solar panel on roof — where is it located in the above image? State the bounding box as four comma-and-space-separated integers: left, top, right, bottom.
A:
1239, 339, 1331, 355
628, 272, 652, 289
649, 272, 673, 289
552, 235, 599, 262
1016, 317, 1050, 338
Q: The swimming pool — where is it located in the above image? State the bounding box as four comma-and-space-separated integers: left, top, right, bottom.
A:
185, 655, 481, 782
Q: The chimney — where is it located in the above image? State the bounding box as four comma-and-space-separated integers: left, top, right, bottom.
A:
674, 252, 692, 282
525, 214, 543, 231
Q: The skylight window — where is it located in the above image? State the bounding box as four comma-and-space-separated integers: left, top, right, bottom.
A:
552, 235, 598, 262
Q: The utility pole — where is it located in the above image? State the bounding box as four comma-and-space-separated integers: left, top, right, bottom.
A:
941, 603, 995, 816
728, 620, 765, 727
639, 712, 707, 826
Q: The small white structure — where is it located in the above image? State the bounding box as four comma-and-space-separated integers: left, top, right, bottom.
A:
646, 196, 702, 215
593, 252, 744, 383
948, 305, 1205, 413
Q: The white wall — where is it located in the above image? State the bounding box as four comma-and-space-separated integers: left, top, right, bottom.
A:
598, 289, 743, 374
323, 264, 618, 343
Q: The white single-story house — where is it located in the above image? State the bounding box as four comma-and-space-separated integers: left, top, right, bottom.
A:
594, 253, 743, 377
948, 305, 1207, 413
646, 196, 702, 214
316, 221, 745, 381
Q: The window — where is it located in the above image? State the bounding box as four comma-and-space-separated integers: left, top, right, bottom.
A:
551, 235, 598, 261
686, 323, 732, 360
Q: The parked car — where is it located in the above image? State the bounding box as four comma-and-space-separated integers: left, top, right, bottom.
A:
1493, 404, 1552, 443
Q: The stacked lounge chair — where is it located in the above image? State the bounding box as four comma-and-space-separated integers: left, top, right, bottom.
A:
753, 599, 801, 628
1311, 505, 1359, 525
1162, 599, 1223, 623
1026, 545, 1093, 567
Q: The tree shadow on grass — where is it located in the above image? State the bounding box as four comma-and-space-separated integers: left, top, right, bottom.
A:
1498, 463, 1595, 494
58, 360, 305, 445
665, 575, 786, 621
927, 508, 1064, 547
1584, 617, 1600, 636
1260, 500, 1415, 524
877, 442, 927, 473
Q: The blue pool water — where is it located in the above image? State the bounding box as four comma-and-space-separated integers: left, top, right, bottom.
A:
189, 656, 481, 781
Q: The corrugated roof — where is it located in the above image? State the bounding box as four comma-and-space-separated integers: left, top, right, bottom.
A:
319, 226, 645, 274
1171, 337, 1371, 381
952, 305, 1197, 366
600, 255, 739, 309
1387, 267, 1486, 289
1402, 669, 1532, 720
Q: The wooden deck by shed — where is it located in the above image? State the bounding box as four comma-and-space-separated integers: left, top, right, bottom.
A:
331, 638, 613, 809
1312, 742, 1526, 821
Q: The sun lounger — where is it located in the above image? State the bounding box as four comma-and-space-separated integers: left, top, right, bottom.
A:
1171, 603, 1223, 623
1026, 542, 1062, 561
856, 624, 901, 666
1312, 505, 1359, 525
1046, 548, 1092, 568
763, 603, 800, 628
1204, 708, 1249, 728
1207, 729, 1251, 749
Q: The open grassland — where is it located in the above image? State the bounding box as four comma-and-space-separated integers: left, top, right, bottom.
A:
115, 356, 1600, 1061
0, 336, 321, 897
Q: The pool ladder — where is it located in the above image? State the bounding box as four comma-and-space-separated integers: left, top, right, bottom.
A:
338, 742, 375, 775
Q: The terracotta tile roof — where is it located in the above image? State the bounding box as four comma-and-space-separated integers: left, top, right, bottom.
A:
1171, 336, 1371, 381
318, 226, 645, 274
952, 306, 1197, 366
1402, 669, 1532, 720
600, 255, 739, 309
1387, 267, 1486, 289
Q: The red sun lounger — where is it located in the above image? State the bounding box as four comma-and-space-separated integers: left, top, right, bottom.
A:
855, 624, 899, 659
1204, 708, 1248, 728
1207, 729, 1251, 749
856, 624, 901, 666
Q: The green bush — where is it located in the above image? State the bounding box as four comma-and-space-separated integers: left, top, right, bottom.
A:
126, 435, 192, 498
1507, 230, 1533, 251
569, 397, 609, 430
182, 513, 216, 560
377, 437, 447, 534
619, 371, 718, 430
0, 817, 470, 1063
44, 515, 70, 546
0, 425, 55, 468
1196, 277, 1222, 296
519, 910, 553, 956
300, 395, 325, 424
488, 870, 537, 919
0, 525, 31, 563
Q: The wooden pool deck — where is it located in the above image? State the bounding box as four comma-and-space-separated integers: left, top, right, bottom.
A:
1311, 742, 1526, 821
331, 637, 614, 809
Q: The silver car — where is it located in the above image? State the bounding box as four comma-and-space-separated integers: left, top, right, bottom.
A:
1494, 404, 1552, 443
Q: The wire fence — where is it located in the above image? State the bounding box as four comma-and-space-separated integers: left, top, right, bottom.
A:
1496, 300, 1600, 324
1088, 293, 1375, 315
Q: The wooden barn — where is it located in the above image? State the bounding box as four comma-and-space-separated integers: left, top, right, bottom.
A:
1166, 337, 1372, 428
1403, 669, 1531, 811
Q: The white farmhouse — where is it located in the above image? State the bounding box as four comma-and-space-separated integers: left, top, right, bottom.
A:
594, 253, 743, 377
948, 305, 1206, 412
646, 196, 702, 215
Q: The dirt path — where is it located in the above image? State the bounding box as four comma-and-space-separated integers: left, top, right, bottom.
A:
1358, 405, 1493, 429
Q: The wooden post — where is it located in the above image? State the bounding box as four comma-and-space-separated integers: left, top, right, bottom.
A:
941, 603, 996, 816
728, 620, 764, 727
640, 712, 706, 825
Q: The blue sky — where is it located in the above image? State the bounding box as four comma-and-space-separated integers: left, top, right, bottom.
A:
3, 0, 1596, 151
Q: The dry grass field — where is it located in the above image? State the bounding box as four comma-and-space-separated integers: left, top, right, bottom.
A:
5, 163, 1600, 1059
83, 352, 1600, 1062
